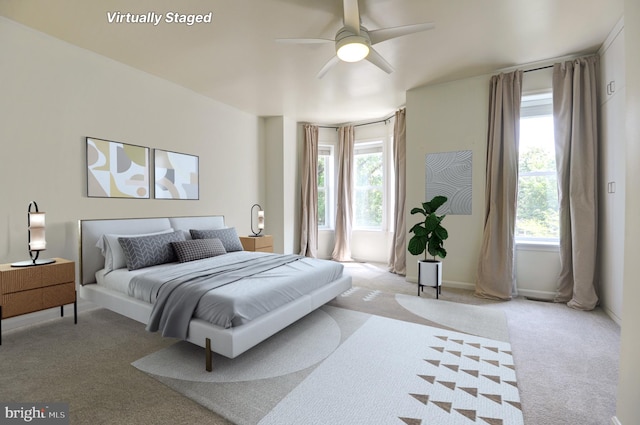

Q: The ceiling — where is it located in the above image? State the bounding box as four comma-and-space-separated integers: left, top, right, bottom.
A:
0, 0, 624, 124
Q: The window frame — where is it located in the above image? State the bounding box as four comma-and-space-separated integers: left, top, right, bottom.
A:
516, 92, 560, 245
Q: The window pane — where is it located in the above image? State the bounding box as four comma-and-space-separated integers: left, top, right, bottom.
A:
318, 189, 326, 226
516, 174, 559, 239
354, 188, 382, 227
354, 149, 383, 229
317, 156, 327, 227
516, 113, 559, 241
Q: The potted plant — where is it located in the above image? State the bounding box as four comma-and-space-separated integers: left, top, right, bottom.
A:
408, 195, 448, 298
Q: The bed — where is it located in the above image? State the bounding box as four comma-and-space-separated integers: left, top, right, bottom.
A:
78, 216, 352, 371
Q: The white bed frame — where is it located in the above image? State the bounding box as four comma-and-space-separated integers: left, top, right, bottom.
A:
78, 216, 352, 371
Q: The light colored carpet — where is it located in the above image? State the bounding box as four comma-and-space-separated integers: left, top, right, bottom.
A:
133, 304, 522, 425
0, 261, 619, 424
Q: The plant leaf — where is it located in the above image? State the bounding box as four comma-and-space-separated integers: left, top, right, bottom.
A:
424, 214, 439, 232
434, 226, 448, 240
408, 237, 426, 256
410, 207, 426, 216
429, 195, 448, 212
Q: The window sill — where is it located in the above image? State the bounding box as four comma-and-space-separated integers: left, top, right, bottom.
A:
516, 241, 560, 252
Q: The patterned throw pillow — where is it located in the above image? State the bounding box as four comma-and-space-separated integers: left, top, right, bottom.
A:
96, 228, 175, 273
190, 227, 244, 252
171, 239, 227, 263
118, 231, 186, 270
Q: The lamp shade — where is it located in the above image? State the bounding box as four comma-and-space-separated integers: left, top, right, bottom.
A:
258, 210, 265, 230
29, 227, 46, 251
11, 201, 56, 267
251, 203, 265, 236
28, 211, 46, 251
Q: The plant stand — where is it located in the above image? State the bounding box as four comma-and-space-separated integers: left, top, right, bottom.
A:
418, 260, 442, 299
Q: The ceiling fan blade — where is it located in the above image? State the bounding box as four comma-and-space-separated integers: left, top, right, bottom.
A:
317, 55, 340, 79
343, 0, 361, 33
366, 47, 394, 74
275, 38, 333, 44
369, 22, 435, 45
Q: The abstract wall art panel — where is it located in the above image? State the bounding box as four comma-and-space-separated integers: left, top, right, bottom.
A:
426, 150, 473, 215
154, 149, 199, 200
86, 137, 150, 198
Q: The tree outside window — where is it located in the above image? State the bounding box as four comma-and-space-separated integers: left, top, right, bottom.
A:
317, 145, 333, 228
354, 141, 383, 229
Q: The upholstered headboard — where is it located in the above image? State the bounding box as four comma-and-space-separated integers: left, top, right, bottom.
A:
79, 215, 225, 285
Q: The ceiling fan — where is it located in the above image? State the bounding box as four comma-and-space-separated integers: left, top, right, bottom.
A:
276, 0, 435, 78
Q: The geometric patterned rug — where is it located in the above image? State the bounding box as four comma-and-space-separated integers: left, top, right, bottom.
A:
133, 288, 523, 425
257, 313, 523, 425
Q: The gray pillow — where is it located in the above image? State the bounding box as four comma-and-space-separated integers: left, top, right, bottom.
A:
118, 231, 186, 270
190, 227, 244, 252
171, 239, 227, 263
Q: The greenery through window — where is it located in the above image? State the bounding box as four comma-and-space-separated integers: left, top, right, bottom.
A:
353, 141, 383, 229
516, 93, 559, 242
317, 145, 333, 228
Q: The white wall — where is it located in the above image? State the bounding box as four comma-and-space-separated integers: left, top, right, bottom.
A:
0, 17, 262, 268
264, 116, 298, 254
616, 2, 640, 423
406, 75, 488, 289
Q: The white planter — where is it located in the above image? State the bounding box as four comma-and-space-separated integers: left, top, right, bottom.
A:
418, 259, 442, 298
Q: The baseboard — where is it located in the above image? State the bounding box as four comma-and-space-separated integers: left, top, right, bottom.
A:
517, 288, 556, 300
602, 305, 622, 326
611, 416, 622, 425
1, 299, 96, 332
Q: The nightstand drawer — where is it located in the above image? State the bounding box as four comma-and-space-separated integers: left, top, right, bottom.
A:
240, 235, 273, 252
43, 282, 76, 309
252, 236, 273, 250
2, 289, 44, 318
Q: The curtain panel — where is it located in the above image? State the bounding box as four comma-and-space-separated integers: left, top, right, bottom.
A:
332, 125, 355, 262
299, 124, 319, 258
552, 55, 600, 310
388, 108, 407, 275
475, 70, 523, 300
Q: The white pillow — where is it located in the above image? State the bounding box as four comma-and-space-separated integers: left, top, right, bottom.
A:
96, 228, 174, 273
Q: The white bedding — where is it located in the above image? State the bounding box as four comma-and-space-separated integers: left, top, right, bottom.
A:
95, 251, 344, 329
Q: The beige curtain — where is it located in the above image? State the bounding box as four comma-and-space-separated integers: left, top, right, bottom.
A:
332, 125, 354, 262
476, 70, 523, 300
299, 124, 318, 258
552, 56, 599, 310
388, 108, 407, 275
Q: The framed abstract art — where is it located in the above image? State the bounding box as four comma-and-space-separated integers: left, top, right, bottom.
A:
86, 137, 150, 198
426, 150, 473, 215
154, 149, 199, 200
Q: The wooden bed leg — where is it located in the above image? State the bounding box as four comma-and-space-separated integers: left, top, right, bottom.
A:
205, 338, 212, 372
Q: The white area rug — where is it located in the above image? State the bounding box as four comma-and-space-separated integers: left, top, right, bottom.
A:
394, 293, 511, 342
133, 305, 523, 425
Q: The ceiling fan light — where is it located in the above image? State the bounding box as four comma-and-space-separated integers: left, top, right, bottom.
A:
336, 32, 370, 62
337, 42, 369, 62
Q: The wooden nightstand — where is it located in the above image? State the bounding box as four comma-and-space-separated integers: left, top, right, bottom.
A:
240, 235, 274, 253
0, 258, 76, 344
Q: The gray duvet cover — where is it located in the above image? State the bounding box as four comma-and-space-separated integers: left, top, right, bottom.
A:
127, 252, 344, 338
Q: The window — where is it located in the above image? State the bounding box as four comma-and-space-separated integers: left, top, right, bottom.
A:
516, 93, 559, 243
317, 145, 333, 229
353, 141, 384, 229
